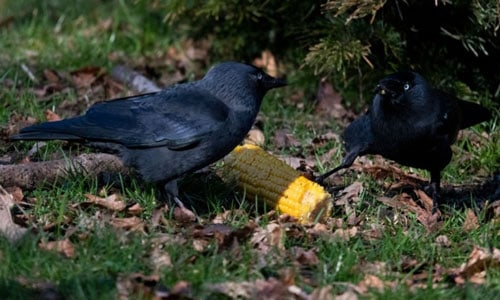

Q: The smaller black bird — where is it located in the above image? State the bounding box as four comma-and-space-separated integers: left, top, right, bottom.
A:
10, 62, 287, 206
317, 71, 492, 211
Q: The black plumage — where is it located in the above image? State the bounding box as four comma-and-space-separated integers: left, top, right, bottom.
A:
10, 62, 286, 205
317, 71, 492, 211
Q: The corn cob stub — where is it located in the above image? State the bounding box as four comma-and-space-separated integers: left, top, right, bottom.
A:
223, 144, 333, 223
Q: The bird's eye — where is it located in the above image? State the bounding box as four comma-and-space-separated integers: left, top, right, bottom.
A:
403, 83, 410, 91
257, 72, 263, 80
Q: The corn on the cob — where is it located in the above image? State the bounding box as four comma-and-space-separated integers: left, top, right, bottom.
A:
223, 144, 332, 223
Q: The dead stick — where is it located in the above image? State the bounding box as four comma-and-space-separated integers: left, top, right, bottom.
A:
110, 65, 161, 93
0, 153, 128, 189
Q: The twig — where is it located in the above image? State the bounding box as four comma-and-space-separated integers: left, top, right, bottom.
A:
20, 63, 38, 83
110, 65, 161, 93
0, 153, 128, 189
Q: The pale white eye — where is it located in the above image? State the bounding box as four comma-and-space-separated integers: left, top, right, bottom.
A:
403, 83, 410, 91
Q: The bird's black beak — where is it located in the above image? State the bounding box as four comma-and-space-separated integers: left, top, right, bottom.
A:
262, 74, 287, 90
375, 80, 402, 104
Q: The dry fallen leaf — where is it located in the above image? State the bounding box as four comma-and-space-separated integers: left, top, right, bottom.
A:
39, 239, 75, 258
309, 285, 336, 300
335, 290, 359, 300
44, 109, 61, 122
435, 235, 452, 247
250, 223, 284, 253
245, 128, 265, 146
70, 66, 105, 89
149, 246, 173, 272
273, 129, 302, 149
205, 277, 297, 300
332, 227, 358, 241
463, 208, 479, 232
109, 216, 144, 232
82, 193, 127, 211
174, 206, 197, 223
0, 186, 28, 243
356, 274, 396, 294
451, 246, 500, 285
291, 247, 320, 266
315, 77, 349, 120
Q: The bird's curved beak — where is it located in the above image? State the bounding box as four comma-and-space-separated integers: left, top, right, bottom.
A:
262, 74, 287, 90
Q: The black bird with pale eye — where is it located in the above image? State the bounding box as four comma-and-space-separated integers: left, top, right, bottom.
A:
10, 62, 287, 206
317, 71, 492, 211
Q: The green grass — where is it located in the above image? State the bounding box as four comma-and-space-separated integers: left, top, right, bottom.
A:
1, 1, 500, 299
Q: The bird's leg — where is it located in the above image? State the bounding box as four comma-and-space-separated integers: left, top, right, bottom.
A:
157, 180, 186, 208
429, 170, 441, 214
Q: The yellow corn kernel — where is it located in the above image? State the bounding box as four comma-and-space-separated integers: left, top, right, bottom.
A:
223, 144, 332, 223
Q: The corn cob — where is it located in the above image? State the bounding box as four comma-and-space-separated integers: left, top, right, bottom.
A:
223, 144, 332, 223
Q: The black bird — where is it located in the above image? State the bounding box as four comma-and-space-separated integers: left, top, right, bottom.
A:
317, 71, 492, 211
10, 62, 287, 206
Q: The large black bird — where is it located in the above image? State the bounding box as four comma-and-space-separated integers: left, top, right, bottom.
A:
317, 71, 492, 211
10, 62, 286, 206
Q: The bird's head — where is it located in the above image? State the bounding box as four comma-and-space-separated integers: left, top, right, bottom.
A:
203, 62, 287, 100
374, 71, 427, 107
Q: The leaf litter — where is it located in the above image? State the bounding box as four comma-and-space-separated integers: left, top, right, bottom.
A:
1, 44, 499, 299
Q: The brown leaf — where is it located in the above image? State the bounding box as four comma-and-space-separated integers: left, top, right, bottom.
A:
250, 223, 284, 253
43, 69, 61, 83
174, 206, 197, 223
110, 216, 144, 232
205, 277, 295, 300
44, 109, 61, 122
415, 189, 434, 213
4, 186, 24, 202
463, 208, 479, 232
278, 155, 316, 172
435, 235, 452, 247
245, 128, 265, 146
151, 205, 170, 228
310, 285, 335, 300
365, 165, 427, 185
39, 239, 75, 258
0, 186, 28, 242
70, 66, 105, 88
377, 193, 442, 232
315, 78, 348, 120
192, 222, 256, 251
333, 227, 358, 241
273, 129, 301, 149
127, 203, 143, 215
335, 182, 363, 219
33, 83, 65, 98
149, 246, 172, 272
291, 247, 320, 266
82, 193, 126, 211
356, 274, 395, 294
451, 246, 500, 284
1, 113, 38, 137
336, 182, 363, 206
334, 290, 359, 300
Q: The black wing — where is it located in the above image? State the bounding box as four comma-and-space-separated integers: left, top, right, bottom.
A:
12, 87, 230, 149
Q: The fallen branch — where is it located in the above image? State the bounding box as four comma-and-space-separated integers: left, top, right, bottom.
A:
0, 153, 128, 189
110, 65, 161, 93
